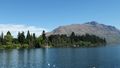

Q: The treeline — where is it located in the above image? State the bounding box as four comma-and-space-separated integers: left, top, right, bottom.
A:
48, 32, 106, 47
0, 31, 106, 49
0, 30, 45, 48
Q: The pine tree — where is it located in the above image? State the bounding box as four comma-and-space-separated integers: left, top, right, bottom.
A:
33, 33, 36, 40
4, 31, 13, 45
7, 31, 11, 35
42, 30, 46, 40
18, 32, 25, 46
18, 32, 21, 43
40, 30, 47, 47
0, 32, 4, 45
70, 32, 75, 44
33, 33, 36, 46
26, 30, 31, 45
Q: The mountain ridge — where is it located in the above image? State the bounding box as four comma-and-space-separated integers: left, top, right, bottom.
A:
47, 21, 120, 44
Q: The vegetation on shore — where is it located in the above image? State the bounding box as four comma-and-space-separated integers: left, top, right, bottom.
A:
0, 30, 106, 49
48, 32, 106, 47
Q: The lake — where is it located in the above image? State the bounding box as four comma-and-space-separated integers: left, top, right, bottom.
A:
0, 45, 120, 68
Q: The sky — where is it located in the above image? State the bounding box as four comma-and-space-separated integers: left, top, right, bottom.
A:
0, 0, 120, 37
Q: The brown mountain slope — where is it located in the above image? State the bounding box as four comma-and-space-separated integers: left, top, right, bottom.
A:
47, 21, 120, 44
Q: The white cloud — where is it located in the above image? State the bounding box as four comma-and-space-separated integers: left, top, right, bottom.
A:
0, 24, 48, 37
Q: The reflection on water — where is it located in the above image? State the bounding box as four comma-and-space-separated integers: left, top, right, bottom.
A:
0, 45, 120, 68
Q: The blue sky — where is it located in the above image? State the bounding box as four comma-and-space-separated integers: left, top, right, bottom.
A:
0, 0, 120, 32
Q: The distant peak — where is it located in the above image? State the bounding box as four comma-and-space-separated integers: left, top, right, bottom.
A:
85, 21, 99, 25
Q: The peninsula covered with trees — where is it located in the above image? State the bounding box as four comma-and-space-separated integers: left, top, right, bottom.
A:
0, 30, 106, 49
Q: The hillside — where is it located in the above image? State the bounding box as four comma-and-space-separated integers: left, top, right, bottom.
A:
47, 21, 120, 44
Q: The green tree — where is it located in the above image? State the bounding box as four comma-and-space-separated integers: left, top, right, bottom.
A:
33, 33, 36, 40
70, 32, 75, 44
33, 33, 36, 45
18, 32, 25, 46
29, 34, 33, 47
0, 32, 4, 45
26, 30, 31, 44
41, 30, 47, 45
4, 31, 13, 45
42, 30, 46, 40
35, 30, 47, 47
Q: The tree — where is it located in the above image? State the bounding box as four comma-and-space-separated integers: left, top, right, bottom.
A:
70, 32, 75, 44
33, 33, 36, 40
41, 30, 47, 45
36, 30, 47, 47
0, 32, 4, 45
18, 32, 20, 42
4, 31, 13, 45
12, 38, 18, 44
18, 32, 25, 46
42, 30, 46, 40
26, 30, 31, 44
33, 33, 36, 45
29, 34, 33, 47
7, 31, 11, 35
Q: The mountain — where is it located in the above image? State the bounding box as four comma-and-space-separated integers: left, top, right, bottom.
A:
47, 21, 120, 44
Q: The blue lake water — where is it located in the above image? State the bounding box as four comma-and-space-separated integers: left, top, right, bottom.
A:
0, 45, 120, 68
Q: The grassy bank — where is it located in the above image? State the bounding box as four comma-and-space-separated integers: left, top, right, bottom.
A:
0, 44, 30, 49
0, 42, 106, 49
